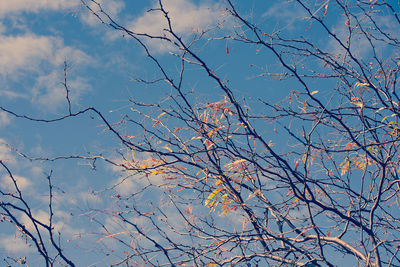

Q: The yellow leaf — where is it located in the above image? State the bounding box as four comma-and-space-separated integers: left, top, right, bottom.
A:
354, 82, 369, 88
246, 192, 255, 200
139, 164, 150, 169
350, 101, 364, 109
191, 136, 202, 140
196, 168, 207, 176
310, 90, 319, 96
224, 159, 246, 168
246, 189, 260, 201
158, 112, 166, 118
205, 188, 223, 207
162, 146, 173, 152
150, 170, 165, 175
340, 158, 350, 176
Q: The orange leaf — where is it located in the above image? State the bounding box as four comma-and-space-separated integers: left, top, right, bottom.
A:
323, 4, 328, 16
152, 120, 161, 127
207, 127, 223, 137
294, 160, 299, 171
340, 157, 350, 176
158, 112, 166, 118
345, 142, 354, 150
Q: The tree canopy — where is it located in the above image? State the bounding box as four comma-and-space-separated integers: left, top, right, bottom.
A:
1, 0, 400, 266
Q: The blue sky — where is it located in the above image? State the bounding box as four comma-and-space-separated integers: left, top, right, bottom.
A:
1, 0, 400, 265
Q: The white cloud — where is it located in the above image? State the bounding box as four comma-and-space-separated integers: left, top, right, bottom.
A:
0, 234, 32, 254
21, 209, 50, 232
18, 209, 81, 241
130, 0, 223, 53
0, 34, 55, 75
0, 34, 92, 76
325, 20, 372, 59
53, 46, 93, 66
0, 111, 11, 128
0, 0, 80, 18
0, 22, 5, 34
113, 176, 137, 195
32, 71, 92, 111
0, 138, 16, 165
79, 191, 102, 205
113, 173, 165, 196
0, 90, 28, 99
262, 1, 307, 31
52, 210, 83, 236
0, 33, 93, 109
30, 165, 44, 177
80, 0, 125, 26
1, 174, 32, 192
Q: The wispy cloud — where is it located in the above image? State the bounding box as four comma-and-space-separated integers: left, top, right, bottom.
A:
262, 1, 307, 31
33, 71, 92, 111
0, 90, 28, 99
325, 21, 371, 59
113, 173, 165, 196
0, 233, 33, 254
0, 34, 55, 76
129, 0, 223, 53
0, 139, 16, 165
20, 208, 81, 237
0, 111, 11, 128
0, 22, 5, 34
80, 0, 125, 26
0, 34, 92, 76
0, 33, 93, 110
1, 174, 32, 191
0, 0, 80, 18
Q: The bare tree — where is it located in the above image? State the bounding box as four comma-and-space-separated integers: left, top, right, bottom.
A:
1, 0, 400, 266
